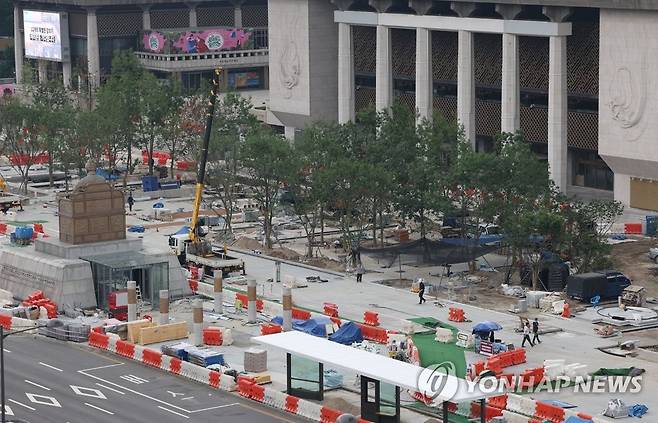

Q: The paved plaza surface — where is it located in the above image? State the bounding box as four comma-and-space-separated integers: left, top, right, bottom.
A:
4, 192, 658, 422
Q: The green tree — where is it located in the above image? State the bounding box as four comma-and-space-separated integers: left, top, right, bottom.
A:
206, 93, 260, 235
0, 96, 45, 193
241, 128, 294, 249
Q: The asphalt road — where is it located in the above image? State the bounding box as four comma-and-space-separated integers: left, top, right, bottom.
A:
1, 336, 305, 423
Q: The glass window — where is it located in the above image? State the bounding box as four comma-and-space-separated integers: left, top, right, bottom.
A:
379, 382, 397, 416
290, 355, 321, 394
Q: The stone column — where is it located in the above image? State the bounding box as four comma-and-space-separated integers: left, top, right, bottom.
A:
192, 299, 203, 345
13, 5, 24, 84
86, 8, 100, 88
501, 33, 520, 133
247, 279, 257, 323
337, 22, 355, 124
127, 281, 137, 322
188, 3, 198, 28
375, 24, 392, 112
457, 30, 475, 146
142, 5, 151, 30
62, 61, 72, 88
548, 35, 568, 192
282, 286, 292, 331
415, 27, 432, 124
213, 273, 223, 314
159, 289, 169, 325
284, 126, 296, 141
234, 4, 243, 27
38, 60, 48, 84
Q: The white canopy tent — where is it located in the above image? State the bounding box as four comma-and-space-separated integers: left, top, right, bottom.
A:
253, 331, 503, 403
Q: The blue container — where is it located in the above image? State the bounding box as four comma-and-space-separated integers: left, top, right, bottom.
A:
646, 215, 658, 236
15, 226, 33, 240
141, 176, 159, 192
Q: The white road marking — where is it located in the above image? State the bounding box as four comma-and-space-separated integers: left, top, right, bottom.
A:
190, 403, 239, 413
84, 402, 114, 415
80, 363, 123, 372
8, 399, 35, 411
71, 385, 107, 399
120, 374, 149, 384
181, 397, 194, 401
3, 348, 10, 353
167, 390, 185, 398
3, 405, 13, 416
96, 383, 125, 395
25, 393, 62, 407
158, 406, 189, 419
38, 362, 63, 372
79, 370, 192, 413
24, 380, 51, 391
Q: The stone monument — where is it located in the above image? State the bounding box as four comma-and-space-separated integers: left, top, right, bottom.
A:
58, 160, 126, 244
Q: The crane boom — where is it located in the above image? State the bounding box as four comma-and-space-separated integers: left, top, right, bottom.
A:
190, 68, 222, 243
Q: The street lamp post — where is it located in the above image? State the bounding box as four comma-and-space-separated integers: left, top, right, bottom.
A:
0, 324, 45, 423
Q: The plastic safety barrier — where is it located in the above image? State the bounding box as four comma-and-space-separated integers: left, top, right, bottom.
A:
448, 307, 466, 322
292, 308, 311, 320
320, 407, 343, 423
323, 303, 339, 318
363, 311, 379, 326
357, 323, 388, 343
535, 401, 565, 423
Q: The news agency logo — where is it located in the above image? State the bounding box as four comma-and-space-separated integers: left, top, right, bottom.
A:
416, 361, 458, 401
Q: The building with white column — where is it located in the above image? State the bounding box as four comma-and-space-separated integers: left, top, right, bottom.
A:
13, 0, 270, 93
267, 0, 658, 211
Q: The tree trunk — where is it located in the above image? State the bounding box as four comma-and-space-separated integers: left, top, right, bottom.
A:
532, 264, 541, 290
148, 132, 155, 176
320, 205, 325, 243
169, 140, 175, 179
372, 201, 377, 246
48, 153, 54, 188
379, 210, 384, 247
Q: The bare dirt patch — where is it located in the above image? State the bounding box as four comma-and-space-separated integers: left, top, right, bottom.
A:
610, 238, 658, 299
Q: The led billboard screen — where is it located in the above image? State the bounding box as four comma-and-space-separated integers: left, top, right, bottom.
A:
23, 10, 69, 61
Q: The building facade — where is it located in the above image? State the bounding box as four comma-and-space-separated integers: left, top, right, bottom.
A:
267, 0, 658, 211
13, 0, 269, 92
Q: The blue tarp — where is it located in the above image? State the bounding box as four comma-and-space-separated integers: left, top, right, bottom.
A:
271, 316, 331, 337
128, 225, 145, 233
541, 400, 576, 409
629, 404, 648, 418
329, 321, 363, 345
175, 226, 191, 235
565, 417, 592, 423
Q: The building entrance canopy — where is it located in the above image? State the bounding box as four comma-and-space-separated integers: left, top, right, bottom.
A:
253, 331, 500, 403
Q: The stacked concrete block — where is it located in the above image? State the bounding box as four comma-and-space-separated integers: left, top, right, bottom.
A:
244, 348, 267, 373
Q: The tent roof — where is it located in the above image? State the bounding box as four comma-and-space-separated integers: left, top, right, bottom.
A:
253, 331, 501, 402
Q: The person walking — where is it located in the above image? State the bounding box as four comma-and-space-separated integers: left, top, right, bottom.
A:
532, 318, 541, 344
521, 322, 534, 347
356, 263, 365, 283
127, 192, 135, 212
418, 280, 426, 304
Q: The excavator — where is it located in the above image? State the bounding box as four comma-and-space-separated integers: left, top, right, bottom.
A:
168, 68, 245, 276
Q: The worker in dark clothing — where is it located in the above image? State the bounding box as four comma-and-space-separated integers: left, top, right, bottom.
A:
532, 318, 541, 344
127, 192, 135, 212
522, 323, 534, 347
418, 280, 426, 304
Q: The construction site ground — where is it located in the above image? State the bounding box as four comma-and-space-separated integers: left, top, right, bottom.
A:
3, 186, 658, 422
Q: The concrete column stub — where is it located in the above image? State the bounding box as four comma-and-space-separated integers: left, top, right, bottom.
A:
451, 2, 477, 17
186, 2, 199, 27
331, 0, 354, 11
369, 0, 393, 13
501, 32, 520, 133
495, 4, 522, 20
141, 5, 152, 30
409, 0, 433, 15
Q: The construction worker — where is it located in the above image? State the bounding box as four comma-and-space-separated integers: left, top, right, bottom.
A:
532, 318, 541, 344
521, 322, 534, 347
418, 279, 426, 304
127, 192, 135, 212
356, 262, 365, 283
